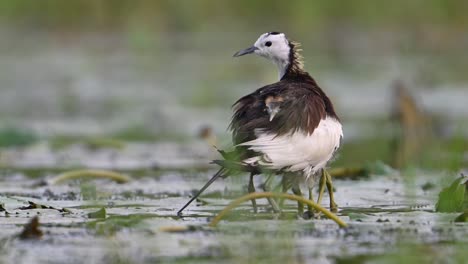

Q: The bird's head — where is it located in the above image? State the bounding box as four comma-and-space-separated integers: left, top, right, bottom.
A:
233, 32, 290, 61
233, 32, 303, 80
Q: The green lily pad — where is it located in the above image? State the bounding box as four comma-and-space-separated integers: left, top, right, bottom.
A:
87, 208, 106, 219
454, 211, 468, 222
435, 176, 468, 213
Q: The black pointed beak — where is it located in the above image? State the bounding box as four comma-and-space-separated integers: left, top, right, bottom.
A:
233, 46, 258, 57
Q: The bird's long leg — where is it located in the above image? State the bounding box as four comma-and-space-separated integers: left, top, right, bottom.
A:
276, 176, 292, 208
307, 187, 314, 217
316, 169, 327, 205
177, 168, 226, 216
282, 176, 291, 193
248, 172, 257, 213
263, 174, 281, 213
324, 170, 338, 212
291, 184, 304, 216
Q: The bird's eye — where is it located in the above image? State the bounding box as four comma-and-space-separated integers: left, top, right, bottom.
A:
265, 41, 272, 47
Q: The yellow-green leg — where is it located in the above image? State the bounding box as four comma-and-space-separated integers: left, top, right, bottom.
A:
324, 170, 338, 212
291, 184, 304, 216
316, 169, 327, 206
303, 187, 315, 218
276, 176, 292, 208
248, 173, 257, 213
263, 174, 281, 213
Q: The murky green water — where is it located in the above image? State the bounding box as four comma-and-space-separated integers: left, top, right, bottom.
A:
0, 142, 467, 263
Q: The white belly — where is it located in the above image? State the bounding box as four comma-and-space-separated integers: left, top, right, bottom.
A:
239, 116, 343, 178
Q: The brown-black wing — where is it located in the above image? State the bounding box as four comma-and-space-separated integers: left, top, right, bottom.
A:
261, 83, 327, 136
229, 81, 328, 160
229, 85, 272, 146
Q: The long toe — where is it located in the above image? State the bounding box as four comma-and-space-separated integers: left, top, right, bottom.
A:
302, 210, 314, 219
330, 202, 338, 213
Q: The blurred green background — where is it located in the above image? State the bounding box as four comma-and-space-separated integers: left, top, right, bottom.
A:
1, 0, 467, 32
0, 0, 467, 168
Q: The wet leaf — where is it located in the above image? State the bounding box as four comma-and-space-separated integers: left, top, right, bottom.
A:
87, 215, 154, 236
88, 208, 106, 219
159, 225, 198, 233
364, 160, 395, 176
454, 211, 468, 222
346, 213, 368, 221
0, 127, 37, 147
80, 183, 97, 200
421, 182, 436, 191
19, 216, 43, 240
435, 176, 467, 213
18, 201, 70, 213
0, 203, 10, 215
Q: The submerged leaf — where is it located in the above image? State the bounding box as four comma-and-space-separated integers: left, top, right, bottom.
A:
421, 182, 436, 191
364, 160, 395, 176
51, 169, 131, 185
435, 176, 467, 213
0, 127, 37, 147
19, 216, 43, 240
88, 208, 106, 219
454, 211, 468, 222
87, 215, 154, 236
18, 201, 70, 213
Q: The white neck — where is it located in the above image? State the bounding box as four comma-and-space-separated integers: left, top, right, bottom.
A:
273, 58, 289, 80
